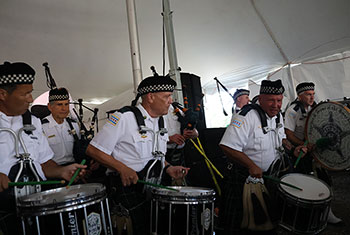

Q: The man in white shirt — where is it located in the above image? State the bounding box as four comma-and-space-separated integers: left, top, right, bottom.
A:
284, 82, 342, 224
0, 61, 86, 234
42, 87, 80, 165
232, 88, 250, 114
218, 80, 306, 234
86, 75, 189, 234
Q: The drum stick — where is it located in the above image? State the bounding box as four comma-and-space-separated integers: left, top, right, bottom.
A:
263, 175, 303, 191
294, 140, 308, 168
137, 180, 180, 192
67, 159, 86, 188
9, 180, 65, 186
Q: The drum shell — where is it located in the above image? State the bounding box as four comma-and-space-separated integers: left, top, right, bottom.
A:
151, 186, 215, 235
277, 174, 332, 235
17, 183, 113, 235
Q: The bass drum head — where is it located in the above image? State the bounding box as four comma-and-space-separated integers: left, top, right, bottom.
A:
306, 101, 350, 170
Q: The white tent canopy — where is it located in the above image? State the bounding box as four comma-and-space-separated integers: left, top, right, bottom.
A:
1, 0, 350, 125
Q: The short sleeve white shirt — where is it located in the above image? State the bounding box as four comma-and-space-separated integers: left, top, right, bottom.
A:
42, 114, 80, 165
284, 103, 312, 140
90, 104, 169, 172
0, 111, 53, 180
163, 105, 185, 149
220, 107, 286, 171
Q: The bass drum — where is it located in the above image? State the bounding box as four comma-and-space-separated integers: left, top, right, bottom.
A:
305, 101, 350, 170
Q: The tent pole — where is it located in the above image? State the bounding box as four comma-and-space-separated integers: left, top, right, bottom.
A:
126, 0, 143, 96
163, 0, 183, 104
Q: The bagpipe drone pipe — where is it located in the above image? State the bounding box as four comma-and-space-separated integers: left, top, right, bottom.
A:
71, 107, 97, 167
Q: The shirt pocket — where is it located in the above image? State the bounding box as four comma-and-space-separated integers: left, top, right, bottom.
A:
132, 132, 153, 157
253, 129, 267, 151
21, 133, 41, 157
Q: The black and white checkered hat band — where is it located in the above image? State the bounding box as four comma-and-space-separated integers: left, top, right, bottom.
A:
260, 86, 284, 95
49, 94, 69, 102
0, 74, 34, 85
138, 84, 176, 95
238, 91, 249, 97
297, 86, 314, 94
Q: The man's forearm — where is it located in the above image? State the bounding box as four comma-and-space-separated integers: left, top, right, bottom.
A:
86, 144, 126, 173
220, 144, 257, 170
41, 160, 63, 179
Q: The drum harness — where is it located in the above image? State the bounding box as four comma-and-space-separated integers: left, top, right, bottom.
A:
237, 103, 287, 178
0, 110, 42, 202
112, 106, 168, 222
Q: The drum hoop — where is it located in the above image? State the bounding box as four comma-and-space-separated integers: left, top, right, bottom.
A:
152, 195, 215, 204
305, 101, 350, 171
152, 186, 215, 197
278, 173, 332, 203
17, 184, 106, 215
18, 195, 106, 217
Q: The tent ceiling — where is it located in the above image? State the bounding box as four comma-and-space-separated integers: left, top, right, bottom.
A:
1, 0, 350, 103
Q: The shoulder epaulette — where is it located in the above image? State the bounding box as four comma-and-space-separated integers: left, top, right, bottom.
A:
290, 100, 307, 117
239, 104, 281, 134
41, 118, 49, 124
66, 117, 77, 123
117, 106, 164, 135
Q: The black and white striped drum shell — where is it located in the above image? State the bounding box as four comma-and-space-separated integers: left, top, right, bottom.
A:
152, 186, 215, 204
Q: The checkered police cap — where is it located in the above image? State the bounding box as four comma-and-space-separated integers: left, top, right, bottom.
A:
260, 79, 285, 95
137, 75, 177, 96
0, 61, 35, 86
296, 82, 315, 95
233, 89, 250, 102
49, 87, 69, 102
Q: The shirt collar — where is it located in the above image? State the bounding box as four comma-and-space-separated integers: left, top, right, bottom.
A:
137, 103, 158, 123
47, 114, 65, 128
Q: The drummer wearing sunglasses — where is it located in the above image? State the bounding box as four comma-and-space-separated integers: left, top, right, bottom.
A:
0, 61, 86, 234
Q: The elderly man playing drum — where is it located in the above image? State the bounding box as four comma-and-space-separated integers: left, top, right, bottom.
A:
0, 61, 86, 234
86, 74, 189, 235
217, 80, 307, 234
284, 82, 342, 224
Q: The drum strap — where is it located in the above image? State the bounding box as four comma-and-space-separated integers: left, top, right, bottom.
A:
118, 106, 164, 135
239, 104, 282, 134
22, 110, 33, 135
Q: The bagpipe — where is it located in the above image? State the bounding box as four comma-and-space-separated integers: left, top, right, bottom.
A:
42, 62, 98, 167
70, 106, 98, 167
171, 85, 203, 133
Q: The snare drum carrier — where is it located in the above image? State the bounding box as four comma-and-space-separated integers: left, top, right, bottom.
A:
17, 183, 113, 235
118, 106, 168, 185
2, 111, 43, 200
239, 104, 289, 176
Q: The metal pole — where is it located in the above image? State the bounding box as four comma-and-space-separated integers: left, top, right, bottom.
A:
126, 0, 143, 96
163, 0, 183, 104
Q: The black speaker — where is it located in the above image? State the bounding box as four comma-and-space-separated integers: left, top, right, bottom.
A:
180, 73, 206, 131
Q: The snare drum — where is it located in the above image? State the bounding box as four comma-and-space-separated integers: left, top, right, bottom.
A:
17, 183, 113, 235
277, 174, 332, 234
151, 186, 215, 235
